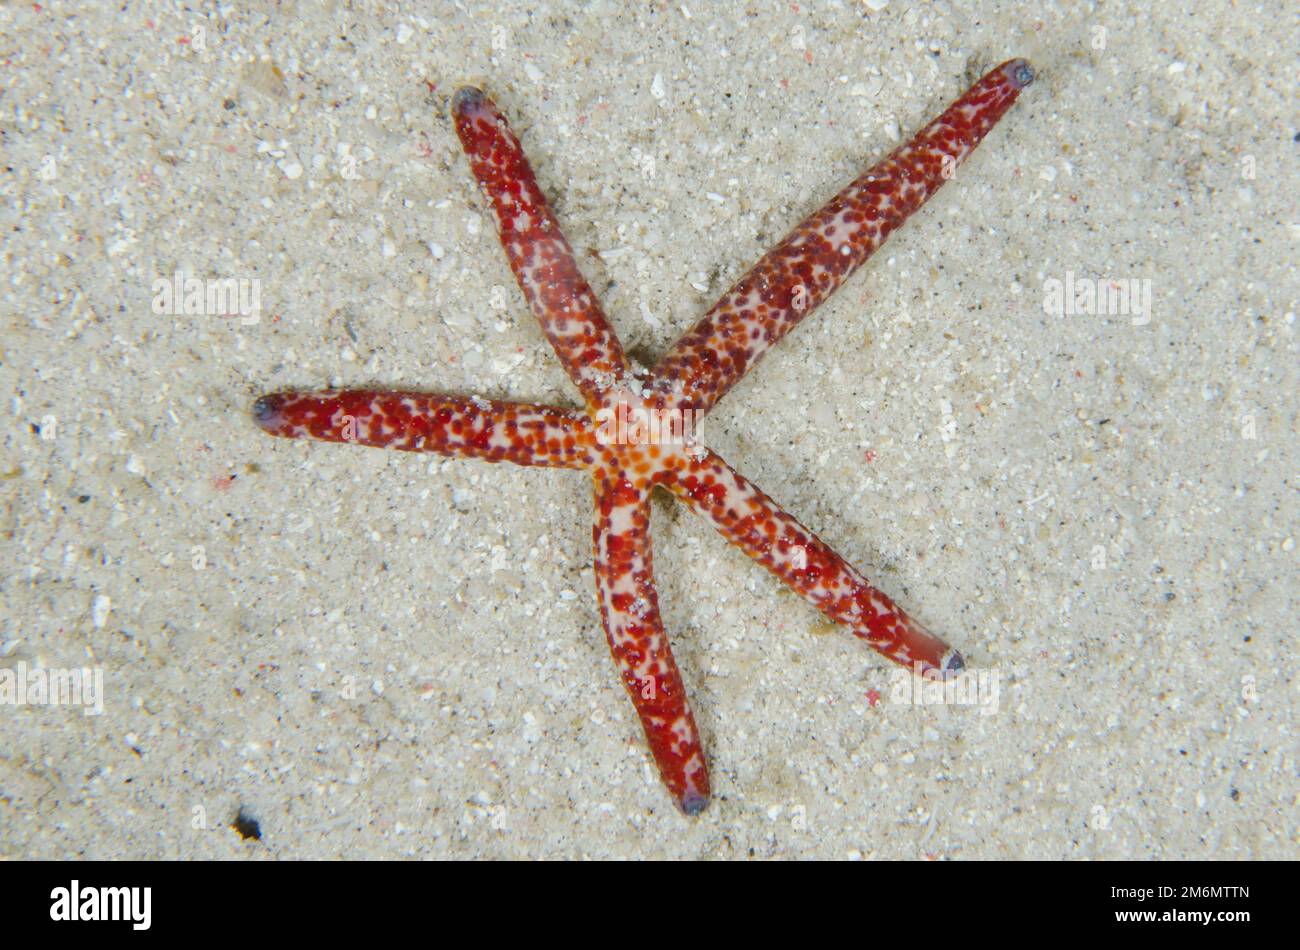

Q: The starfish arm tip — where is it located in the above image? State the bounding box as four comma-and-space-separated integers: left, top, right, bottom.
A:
252, 394, 283, 432
676, 790, 710, 817
452, 85, 487, 116
942, 649, 966, 678
1008, 58, 1035, 88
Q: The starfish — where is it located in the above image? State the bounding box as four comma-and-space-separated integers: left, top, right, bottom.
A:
253, 59, 1034, 815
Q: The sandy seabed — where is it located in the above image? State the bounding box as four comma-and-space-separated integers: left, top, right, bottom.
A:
2, 1, 1296, 858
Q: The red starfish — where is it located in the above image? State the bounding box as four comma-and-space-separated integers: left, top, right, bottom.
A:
254, 59, 1034, 815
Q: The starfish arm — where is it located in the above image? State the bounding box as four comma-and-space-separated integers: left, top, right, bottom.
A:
650, 58, 1034, 417
253, 390, 592, 469
452, 87, 631, 407
668, 448, 963, 676
592, 475, 710, 814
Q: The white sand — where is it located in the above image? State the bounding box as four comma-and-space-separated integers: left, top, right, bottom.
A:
2, 1, 1295, 858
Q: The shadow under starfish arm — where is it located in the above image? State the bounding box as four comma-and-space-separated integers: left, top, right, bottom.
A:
649, 59, 1034, 418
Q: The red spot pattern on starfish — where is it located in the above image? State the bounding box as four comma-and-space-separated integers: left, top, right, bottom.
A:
253, 59, 1034, 815
651, 61, 1033, 416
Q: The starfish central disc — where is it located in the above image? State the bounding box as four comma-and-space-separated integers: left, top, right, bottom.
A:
590, 387, 704, 489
